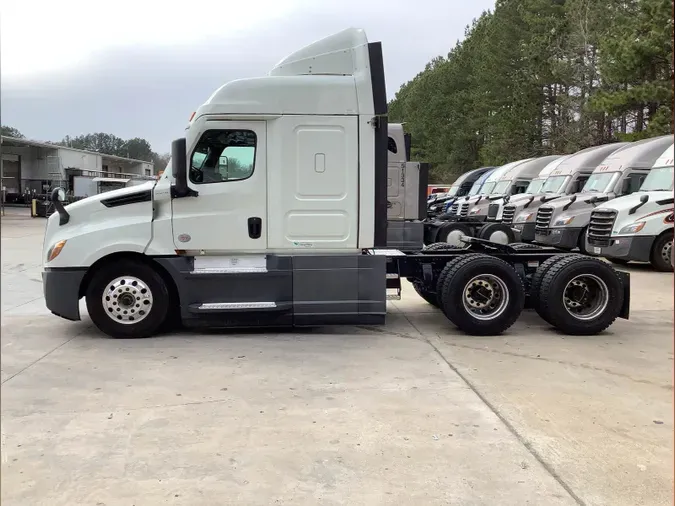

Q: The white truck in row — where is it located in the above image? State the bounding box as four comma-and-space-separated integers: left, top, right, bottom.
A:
585, 142, 674, 271
41, 28, 631, 339
533, 135, 673, 253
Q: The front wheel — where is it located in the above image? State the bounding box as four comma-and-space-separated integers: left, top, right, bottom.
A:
85, 259, 171, 338
651, 231, 674, 272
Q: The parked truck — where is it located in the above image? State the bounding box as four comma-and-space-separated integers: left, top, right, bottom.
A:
41, 28, 630, 339
386, 123, 428, 251
426, 167, 495, 218
429, 156, 561, 245
503, 143, 629, 242
534, 135, 673, 252
585, 142, 674, 271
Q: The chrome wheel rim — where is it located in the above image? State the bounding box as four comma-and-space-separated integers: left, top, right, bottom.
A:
661, 240, 672, 265
102, 276, 153, 324
462, 274, 509, 320
563, 274, 608, 321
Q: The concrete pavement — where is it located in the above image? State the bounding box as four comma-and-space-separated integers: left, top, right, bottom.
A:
1, 209, 672, 505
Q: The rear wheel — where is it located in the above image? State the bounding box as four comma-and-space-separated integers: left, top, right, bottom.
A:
530, 254, 583, 323
412, 281, 438, 307
650, 231, 673, 272
538, 256, 624, 335
438, 255, 525, 335
85, 259, 171, 338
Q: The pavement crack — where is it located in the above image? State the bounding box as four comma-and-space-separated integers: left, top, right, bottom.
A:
1, 326, 91, 385
427, 337, 587, 506
437, 340, 672, 390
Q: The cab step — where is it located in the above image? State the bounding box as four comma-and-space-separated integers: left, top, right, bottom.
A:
188, 301, 292, 313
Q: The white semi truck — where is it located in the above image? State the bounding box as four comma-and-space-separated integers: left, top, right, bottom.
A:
534, 135, 674, 252
585, 142, 674, 271
41, 28, 631, 339
428, 156, 561, 246
503, 143, 630, 242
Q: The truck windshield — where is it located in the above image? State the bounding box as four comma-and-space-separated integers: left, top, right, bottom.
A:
447, 185, 460, 196
640, 166, 674, 191
525, 178, 545, 194
473, 181, 495, 195
491, 180, 511, 195
540, 175, 568, 193
582, 172, 618, 193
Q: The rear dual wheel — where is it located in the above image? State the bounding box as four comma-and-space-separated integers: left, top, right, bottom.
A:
437, 254, 525, 335
532, 255, 624, 335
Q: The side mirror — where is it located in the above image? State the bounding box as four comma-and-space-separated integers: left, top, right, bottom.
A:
640, 194, 649, 203
171, 138, 197, 198
50, 187, 70, 225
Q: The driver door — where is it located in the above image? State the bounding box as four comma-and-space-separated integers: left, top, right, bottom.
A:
171, 120, 267, 253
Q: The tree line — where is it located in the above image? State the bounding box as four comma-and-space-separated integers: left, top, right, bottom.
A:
1, 125, 169, 174
388, 0, 674, 182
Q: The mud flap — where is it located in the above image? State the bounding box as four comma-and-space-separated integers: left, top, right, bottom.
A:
616, 270, 630, 319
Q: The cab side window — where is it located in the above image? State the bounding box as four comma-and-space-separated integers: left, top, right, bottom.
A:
623, 172, 646, 195
190, 130, 256, 184
513, 179, 529, 195
573, 175, 589, 193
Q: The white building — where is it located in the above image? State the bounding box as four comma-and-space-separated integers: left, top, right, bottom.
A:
1, 136, 155, 202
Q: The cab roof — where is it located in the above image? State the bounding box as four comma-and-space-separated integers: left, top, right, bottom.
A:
652, 143, 674, 169
496, 155, 561, 182
594, 135, 674, 173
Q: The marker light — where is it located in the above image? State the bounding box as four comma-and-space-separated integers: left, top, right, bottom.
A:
47, 240, 67, 262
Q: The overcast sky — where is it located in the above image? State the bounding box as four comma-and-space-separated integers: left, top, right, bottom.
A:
1, 0, 494, 153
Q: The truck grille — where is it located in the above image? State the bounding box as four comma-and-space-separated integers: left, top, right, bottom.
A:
459, 202, 470, 217
449, 203, 459, 215
487, 203, 499, 220
501, 205, 516, 225
587, 209, 617, 246
535, 206, 554, 234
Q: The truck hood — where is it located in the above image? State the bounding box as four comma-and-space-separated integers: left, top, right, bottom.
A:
539, 192, 613, 213
64, 180, 157, 214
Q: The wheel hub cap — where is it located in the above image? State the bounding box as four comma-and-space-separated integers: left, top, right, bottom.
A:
661, 240, 672, 264
102, 276, 153, 325
462, 274, 509, 320
563, 274, 609, 320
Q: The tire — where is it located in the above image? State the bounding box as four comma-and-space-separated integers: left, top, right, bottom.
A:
412, 280, 439, 307
435, 253, 484, 315
577, 226, 590, 255
438, 255, 525, 335
538, 256, 624, 335
530, 254, 583, 323
510, 243, 544, 251
650, 231, 674, 272
86, 259, 171, 338
436, 222, 473, 246
424, 242, 464, 251
477, 223, 516, 245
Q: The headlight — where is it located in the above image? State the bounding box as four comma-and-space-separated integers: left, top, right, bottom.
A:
47, 240, 67, 262
553, 216, 574, 226
515, 212, 534, 223
619, 222, 645, 234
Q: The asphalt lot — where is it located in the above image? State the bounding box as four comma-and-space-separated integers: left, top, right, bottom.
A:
2, 207, 673, 506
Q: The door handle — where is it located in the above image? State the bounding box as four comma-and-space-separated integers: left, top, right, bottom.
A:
248, 217, 262, 239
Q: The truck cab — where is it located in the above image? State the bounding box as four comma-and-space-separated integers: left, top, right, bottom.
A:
426, 166, 494, 217
585, 142, 674, 271
504, 143, 629, 242
386, 123, 429, 251
474, 155, 562, 222
534, 135, 674, 252
445, 160, 531, 220
444, 168, 496, 216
